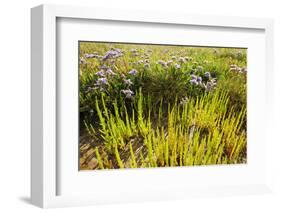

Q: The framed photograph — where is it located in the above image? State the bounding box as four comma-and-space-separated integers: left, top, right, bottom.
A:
31, 4, 274, 208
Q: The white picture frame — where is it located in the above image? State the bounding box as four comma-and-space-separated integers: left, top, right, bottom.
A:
31, 4, 274, 208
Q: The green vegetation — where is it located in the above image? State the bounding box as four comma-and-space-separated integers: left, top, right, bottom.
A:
79, 42, 247, 170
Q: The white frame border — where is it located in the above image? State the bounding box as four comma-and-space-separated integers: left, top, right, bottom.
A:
31, 4, 274, 208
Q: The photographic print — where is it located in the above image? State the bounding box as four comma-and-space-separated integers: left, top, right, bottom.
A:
79, 42, 247, 170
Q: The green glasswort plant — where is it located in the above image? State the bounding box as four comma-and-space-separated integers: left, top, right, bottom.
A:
79, 42, 247, 170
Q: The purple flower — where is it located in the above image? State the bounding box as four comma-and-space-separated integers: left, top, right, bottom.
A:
197, 76, 202, 82
124, 79, 133, 86
191, 74, 197, 80
121, 89, 134, 99
158, 60, 167, 68
114, 48, 122, 54
190, 79, 198, 85
106, 68, 116, 76
128, 69, 138, 75
178, 57, 186, 63
175, 64, 181, 69
84, 53, 99, 59
102, 49, 122, 61
204, 72, 211, 79
100, 65, 108, 70
95, 77, 108, 86
205, 82, 213, 91
204, 80, 217, 91
167, 60, 173, 66
96, 70, 105, 77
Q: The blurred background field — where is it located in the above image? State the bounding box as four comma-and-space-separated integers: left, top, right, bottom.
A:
79, 42, 247, 170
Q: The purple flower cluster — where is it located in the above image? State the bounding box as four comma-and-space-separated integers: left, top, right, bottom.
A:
190, 74, 202, 85
105, 68, 116, 76
189, 72, 217, 92
204, 72, 211, 79
124, 79, 133, 86
95, 77, 108, 86
102, 49, 122, 61
121, 89, 134, 99
157, 60, 167, 68
128, 69, 138, 76
84, 53, 100, 59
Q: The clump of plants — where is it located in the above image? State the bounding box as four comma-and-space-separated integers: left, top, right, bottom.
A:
79, 42, 247, 170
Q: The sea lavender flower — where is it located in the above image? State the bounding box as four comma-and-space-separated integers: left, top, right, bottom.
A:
167, 60, 173, 66
84, 53, 99, 59
205, 82, 214, 91
128, 69, 138, 75
100, 65, 108, 70
204, 72, 211, 79
124, 79, 133, 86
105, 68, 116, 76
114, 48, 122, 54
85, 86, 93, 93
102, 49, 122, 61
178, 57, 186, 63
190, 74, 197, 80
211, 78, 217, 85
197, 76, 202, 82
175, 64, 181, 69
121, 89, 134, 99
158, 60, 167, 68
96, 70, 105, 77
190, 79, 198, 85
95, 77, 108, 86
